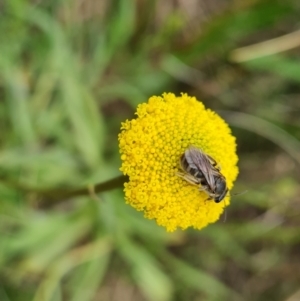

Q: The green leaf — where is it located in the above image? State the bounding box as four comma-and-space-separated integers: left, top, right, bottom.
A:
117, 236, 173, 301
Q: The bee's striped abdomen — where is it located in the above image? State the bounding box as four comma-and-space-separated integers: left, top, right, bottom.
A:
180, 154, 204, 182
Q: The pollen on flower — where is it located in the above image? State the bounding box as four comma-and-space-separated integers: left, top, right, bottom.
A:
118, 93, 239, 232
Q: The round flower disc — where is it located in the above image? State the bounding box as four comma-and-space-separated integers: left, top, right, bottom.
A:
119, 93, 239, 231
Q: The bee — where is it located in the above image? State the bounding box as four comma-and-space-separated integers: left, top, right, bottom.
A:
178, 146, 228, 203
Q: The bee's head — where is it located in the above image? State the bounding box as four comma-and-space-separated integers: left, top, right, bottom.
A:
213, 177, 228, 203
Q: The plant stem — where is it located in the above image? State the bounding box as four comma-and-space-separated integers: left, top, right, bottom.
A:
38, 175, 128, 208
0, 174, 128, 208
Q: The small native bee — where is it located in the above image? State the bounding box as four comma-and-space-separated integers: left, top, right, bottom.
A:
178, 146, 228, 203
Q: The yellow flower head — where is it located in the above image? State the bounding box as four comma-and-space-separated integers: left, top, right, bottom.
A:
118, 93, 238, 231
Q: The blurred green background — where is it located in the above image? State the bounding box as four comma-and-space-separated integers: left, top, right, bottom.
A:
1, 0, 300, 300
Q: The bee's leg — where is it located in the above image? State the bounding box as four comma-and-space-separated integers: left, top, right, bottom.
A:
213, 162, 221, 171
208, 155, 222, 171
198, 185, 209, 204
198, 182, 209, 192
215, 163, 222, 171
176, 172, 199, 186
204, 197, 212, 205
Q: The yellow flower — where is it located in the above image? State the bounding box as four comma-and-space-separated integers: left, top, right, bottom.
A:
118, 93, 238, 231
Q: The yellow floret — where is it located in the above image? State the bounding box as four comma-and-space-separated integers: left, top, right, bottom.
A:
118, 93, 238, 231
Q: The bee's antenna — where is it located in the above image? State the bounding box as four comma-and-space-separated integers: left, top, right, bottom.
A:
232, 190, 248, 197
222, 190, 247, 222
222, 198, 227, 223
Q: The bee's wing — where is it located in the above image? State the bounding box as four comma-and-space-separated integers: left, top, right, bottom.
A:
187, 146, 218, 189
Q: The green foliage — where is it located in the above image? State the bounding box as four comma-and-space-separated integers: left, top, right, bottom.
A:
0, 0, 300, 300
